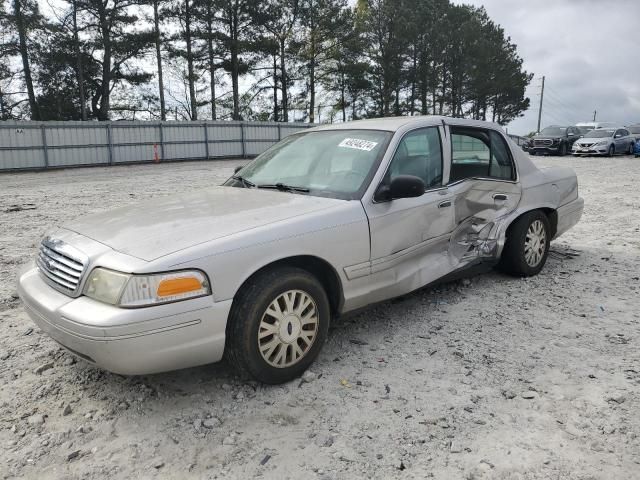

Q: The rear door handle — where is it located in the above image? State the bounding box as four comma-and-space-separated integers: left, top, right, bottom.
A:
438, 200, 452, 208
493, 193, 508, 201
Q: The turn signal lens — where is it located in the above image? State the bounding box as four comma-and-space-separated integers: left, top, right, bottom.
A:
157, 276, 204, 297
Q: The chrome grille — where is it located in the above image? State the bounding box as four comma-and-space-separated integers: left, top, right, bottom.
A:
533, 139, 553, 147
36, 237, 88, 295
580, 143, 594, 148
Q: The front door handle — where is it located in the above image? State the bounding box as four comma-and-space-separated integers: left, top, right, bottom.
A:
493, 193, 508, 201
438, 200, 452, 208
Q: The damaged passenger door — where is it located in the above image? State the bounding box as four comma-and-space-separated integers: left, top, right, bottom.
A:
364, 126, 456, 301
446, 126, 521, 267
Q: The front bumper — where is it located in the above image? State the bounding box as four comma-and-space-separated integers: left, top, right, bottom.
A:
17, 264, 231, 375
530, 145, 561, 155
572, 144, 608, 155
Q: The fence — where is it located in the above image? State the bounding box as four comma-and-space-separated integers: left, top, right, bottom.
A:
507, 134, 527, 147
0, 120, 313, 171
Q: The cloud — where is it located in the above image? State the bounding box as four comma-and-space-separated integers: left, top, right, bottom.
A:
454, 0, 640, 134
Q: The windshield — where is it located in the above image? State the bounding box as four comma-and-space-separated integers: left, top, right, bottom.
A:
584, 129, 615, 138
628, 126, 640, 134
225, 129, 392, 200
576, 127, 593, 135
540, 127, 566, 136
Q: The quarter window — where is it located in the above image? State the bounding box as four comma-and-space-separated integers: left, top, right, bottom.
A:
450, 127, 515, 182
387, 127, 443, 189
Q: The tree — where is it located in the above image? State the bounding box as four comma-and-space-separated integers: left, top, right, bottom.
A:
258, 0, 300, 122
358, 0, 407, 117
193, 0, 224, 120
212, 0, 259, 120
9, 0, 41, 119
298, 0, 351, 123
76, 0, 154, 120
34, 21, 95, 120
166, 0, 200, 119
317, 6, 366, 121
0, 0, 531, 124
150, 0, 167, 120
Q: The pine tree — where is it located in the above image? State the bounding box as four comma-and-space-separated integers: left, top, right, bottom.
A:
211, 0, 259, 120
76, 0, 154, 120
9, 0, 41, 119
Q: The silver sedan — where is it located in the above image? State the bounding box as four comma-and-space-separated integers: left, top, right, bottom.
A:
572, 127, 636, 156
18, 116, 584, 384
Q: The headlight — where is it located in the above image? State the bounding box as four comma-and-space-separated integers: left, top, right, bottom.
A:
84, 268, 211, 307
595, 140, 607, 146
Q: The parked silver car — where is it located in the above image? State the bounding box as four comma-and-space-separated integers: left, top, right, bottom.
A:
18, 116, 584, 384
572, 127, 635, 156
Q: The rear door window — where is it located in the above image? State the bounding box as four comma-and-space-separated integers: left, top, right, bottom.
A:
450, 127, 515, 183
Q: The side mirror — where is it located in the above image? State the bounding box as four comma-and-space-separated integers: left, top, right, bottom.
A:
376, 175, 425, 201
234, 165, 243, 174
614, 134, 621, 138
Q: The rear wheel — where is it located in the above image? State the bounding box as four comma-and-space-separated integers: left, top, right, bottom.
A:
629, 143, 635, 155
224, 267, 330, 384
498, 211, 551, 277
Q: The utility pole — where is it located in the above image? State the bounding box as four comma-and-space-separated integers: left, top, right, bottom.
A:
536, 76, 545, 133
593, 110, 597, 122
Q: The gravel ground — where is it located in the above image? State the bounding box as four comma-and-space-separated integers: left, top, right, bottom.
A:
0, 155, 639, 480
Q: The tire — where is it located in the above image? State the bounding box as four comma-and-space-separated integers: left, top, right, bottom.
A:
498, 211, 551, 277
608, 145, 615, 157
629, 143, 635, 155
559, 143, 567, 156
224, 266, 330, 384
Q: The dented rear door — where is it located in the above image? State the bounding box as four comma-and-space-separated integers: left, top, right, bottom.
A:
445, 126, 522, 266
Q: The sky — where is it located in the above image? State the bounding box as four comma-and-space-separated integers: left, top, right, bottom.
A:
453, 0, 640, 135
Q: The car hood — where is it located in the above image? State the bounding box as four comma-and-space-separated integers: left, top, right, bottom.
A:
63, 186, 346, 261
532, 135, 562, 140
575, 137, 609, 144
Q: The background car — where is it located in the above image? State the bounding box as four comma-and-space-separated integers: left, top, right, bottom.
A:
627, 124, 640, 141
528, 125, 581, 156
572, 128, 635, 156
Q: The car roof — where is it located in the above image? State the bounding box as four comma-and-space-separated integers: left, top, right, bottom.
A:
307, 115, 504, 133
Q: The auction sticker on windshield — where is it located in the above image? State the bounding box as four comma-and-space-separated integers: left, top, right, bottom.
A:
338, 138, 379, 152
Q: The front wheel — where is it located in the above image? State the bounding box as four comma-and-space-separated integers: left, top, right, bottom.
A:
608, 145, 615, 157
498, 211, 551, 277
559, 143, 567, 156
224, 267, 330, 384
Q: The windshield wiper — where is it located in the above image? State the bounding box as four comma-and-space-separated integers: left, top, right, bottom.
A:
231, 175, 256, 188
257, 183, 310, 193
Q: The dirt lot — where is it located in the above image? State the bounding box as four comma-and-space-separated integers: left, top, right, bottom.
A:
1, 154, 639, 480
